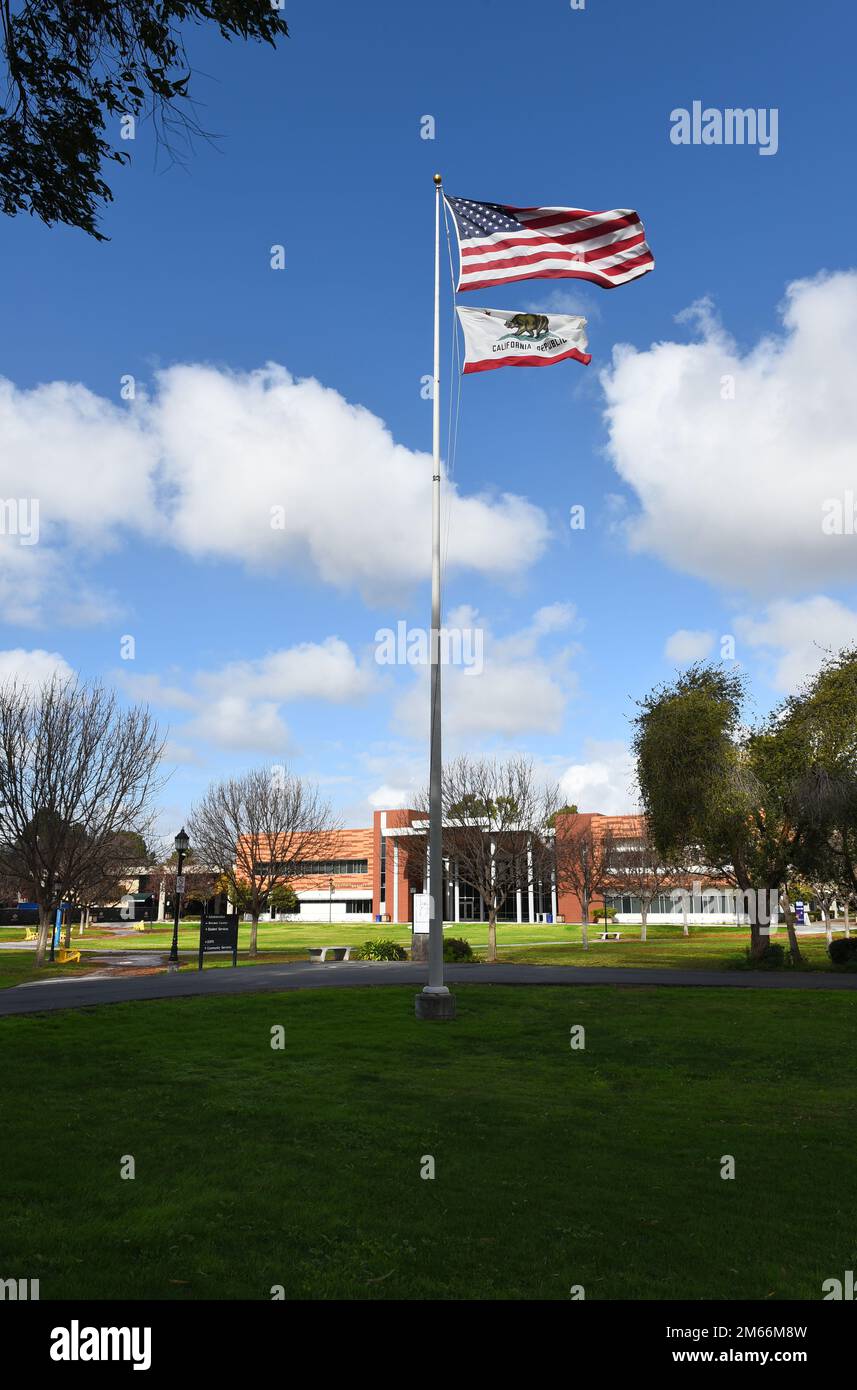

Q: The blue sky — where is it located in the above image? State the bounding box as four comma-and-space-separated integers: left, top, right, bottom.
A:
2, 0, 856, 837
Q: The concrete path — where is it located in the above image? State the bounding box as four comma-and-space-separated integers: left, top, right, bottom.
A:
2, 959, 857, 1016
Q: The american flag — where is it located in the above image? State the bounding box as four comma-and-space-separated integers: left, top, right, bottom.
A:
446, 196, 654, 292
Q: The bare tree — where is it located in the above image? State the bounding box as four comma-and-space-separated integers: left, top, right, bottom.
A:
0, 675, 164, 966
554, 816, 615, 951
65, 828, 158, 936
603, 822, 683, 942
417, 756, 559, 964
188, 766, 337, 956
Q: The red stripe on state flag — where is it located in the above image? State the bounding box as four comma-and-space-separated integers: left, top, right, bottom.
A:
463, 346, 592, 373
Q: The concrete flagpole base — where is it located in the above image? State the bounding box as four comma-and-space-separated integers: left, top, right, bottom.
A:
415, 988, 457, 1021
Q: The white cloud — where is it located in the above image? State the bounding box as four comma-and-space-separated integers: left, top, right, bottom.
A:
188, 696, 291, 753
0, 362, 549, 623
531, 602, 577, 636
117, 636, 374, 754
200, 637, 375, 704
664, 628, 715, 663
557, 740, 638, 815
0, 378, 158, 539
601, 271, 857, 594
0, 647, 73, 688
0, 540, 119, 628
152, 364, 548, 599
394, 605, 578, 743
367, 784, 412, 809
161, 740, 203, 766
537, 286, 602, 321
116, 672, 198, 710
736, 595, 857, 691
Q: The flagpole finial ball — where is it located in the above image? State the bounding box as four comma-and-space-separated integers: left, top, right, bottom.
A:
433, 173, 442, 186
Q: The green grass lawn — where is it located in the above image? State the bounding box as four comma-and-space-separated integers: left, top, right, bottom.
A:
1, 919, 847, 987
2, 984, 854, 1300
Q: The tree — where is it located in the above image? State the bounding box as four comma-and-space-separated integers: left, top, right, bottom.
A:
603, 822, 684, 942
218, 876, 298, 918
269, 882, 299, 916
63, 827, 153, 937
554, 815, 614, 950
778, 649, 857, 914
0, 674, 164, 965
1, 1, 289, 239
422, 756, 559, 964
188, 766, 335, 956
633, 658, 857, 963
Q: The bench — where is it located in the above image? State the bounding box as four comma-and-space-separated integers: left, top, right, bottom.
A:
57, 947, 81, 964
24, 927, 39, 940
598, 931, 622, 942
308, 946, 354, 963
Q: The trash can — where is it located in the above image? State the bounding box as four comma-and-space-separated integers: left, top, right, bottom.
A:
374, 914, 382, 923
545, 913, 553, 924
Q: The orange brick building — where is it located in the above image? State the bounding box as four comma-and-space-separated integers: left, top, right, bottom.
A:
248, 809, 740, 926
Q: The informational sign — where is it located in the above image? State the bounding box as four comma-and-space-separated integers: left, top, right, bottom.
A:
795, 901, 805, 925
413, 893, 433, 933
198, 910, 238, 969
175, 874, 186, 895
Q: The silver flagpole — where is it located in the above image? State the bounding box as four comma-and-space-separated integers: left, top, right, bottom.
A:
417, 172, 455, 1021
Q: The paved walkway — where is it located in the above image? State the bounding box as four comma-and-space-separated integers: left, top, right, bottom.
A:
2, 959, 857, 1016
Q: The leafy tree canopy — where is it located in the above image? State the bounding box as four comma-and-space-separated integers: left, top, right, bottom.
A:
1, 1, 289, 239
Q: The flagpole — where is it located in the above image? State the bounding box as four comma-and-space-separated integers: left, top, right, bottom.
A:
417, 171, 455, 1021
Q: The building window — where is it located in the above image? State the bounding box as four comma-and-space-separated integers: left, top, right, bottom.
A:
258, 859, 369, 876
345, 899, 371, 913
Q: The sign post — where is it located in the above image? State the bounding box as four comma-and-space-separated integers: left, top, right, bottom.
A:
198, 908, 238, 970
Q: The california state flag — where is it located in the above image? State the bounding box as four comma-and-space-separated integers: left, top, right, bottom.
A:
456, 306, 591, 373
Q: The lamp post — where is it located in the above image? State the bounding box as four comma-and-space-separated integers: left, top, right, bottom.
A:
329, 876, 334, 925
603, 889, 609, 937
169, 827, 189, 970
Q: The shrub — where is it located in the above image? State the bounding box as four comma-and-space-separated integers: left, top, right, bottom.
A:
592, 906, 617, 923
443, 936, 473, 962
828, 937, 857, 966
740, 942, 786, 970
353, 939, 406, 961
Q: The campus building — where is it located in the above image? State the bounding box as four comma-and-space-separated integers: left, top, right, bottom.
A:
255, 809, 741, 927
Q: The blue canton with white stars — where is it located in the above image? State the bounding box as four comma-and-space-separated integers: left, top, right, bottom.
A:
446, 197, 522, 238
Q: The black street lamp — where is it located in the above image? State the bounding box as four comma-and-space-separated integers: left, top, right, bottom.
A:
329, 876, 334, 924
169, 827, 190, 969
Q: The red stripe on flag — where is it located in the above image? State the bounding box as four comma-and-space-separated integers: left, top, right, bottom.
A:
459, 215, 641, 259
511, 207, 639, 231
461, 232, 648, 279
463, 347, 592, 373
599, 250, 655, 277
459, 263, 653, 292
